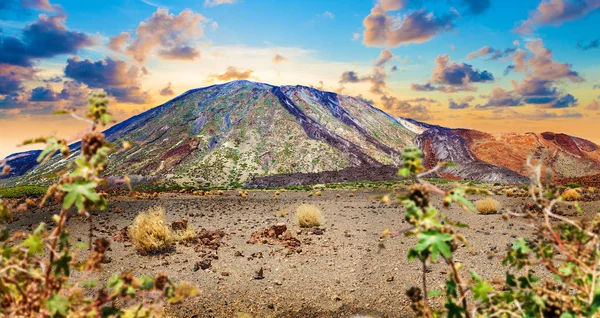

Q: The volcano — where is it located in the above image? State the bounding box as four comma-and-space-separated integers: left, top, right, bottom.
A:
3, 80, 599, 187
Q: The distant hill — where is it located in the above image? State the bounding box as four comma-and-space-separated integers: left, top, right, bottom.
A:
3, 80, 598, 187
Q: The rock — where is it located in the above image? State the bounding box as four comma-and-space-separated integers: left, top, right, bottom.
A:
254, 267, 264, 280
195, 258, 212, 271
171, 218, 188, 231
386, 276, 394, 282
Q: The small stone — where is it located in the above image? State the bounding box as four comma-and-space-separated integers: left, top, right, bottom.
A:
386, 276, 394, 282
254, 267, 264, 280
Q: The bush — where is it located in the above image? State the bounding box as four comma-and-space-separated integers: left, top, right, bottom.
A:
0, 185, 48, 198
562, 188, 582, 201
129, 206, 174, 253
475, 197, 500, 214
296, 204, 322, 227
0, 93, 197, 316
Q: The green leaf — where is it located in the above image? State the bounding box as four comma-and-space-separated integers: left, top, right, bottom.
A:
473, 281, 494, 301
512, 238, 531, 254
53, 252, 72, 277
46, 294, 69, 316
427, 290, 443, 297
440, 162, 458, 167
415, 230, 453, 262
23, 234, 44, 256
60, 179, 100, 212
398, 168, 410, 178
37, 138, 60, 163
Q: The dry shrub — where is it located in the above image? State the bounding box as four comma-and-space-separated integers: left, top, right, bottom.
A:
475, 198, 501, 214
276, 209, 287, 217
315, 191, 322, 196
129, 207, 174, 253
562, 188, 582, 201
505, 189, 514, 197
296, 204, 323, 228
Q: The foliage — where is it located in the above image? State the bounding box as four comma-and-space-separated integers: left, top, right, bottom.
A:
475, 198, 501, 215
129, 207, 175, 253
562, 188, 582, 201
296, 204, 323, 228
383, 147, 600, 317
0, 185, 48, 198
0, 92, 198, 317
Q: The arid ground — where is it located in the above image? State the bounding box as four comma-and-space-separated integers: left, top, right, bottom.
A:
6, 186, 600, 317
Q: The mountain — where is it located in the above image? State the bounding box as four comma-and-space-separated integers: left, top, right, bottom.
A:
1, 80, 598, 187
400, 118, 600, 186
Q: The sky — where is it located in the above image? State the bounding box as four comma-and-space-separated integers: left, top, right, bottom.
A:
0, 0, 599, 158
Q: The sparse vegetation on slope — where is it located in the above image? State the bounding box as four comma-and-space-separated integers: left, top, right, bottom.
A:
296, 204, 322, 227
129, 206, 174, 253
475, 197, 501, 214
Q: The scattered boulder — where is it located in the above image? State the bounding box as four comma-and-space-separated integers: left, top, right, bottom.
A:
247, 223, 301, 250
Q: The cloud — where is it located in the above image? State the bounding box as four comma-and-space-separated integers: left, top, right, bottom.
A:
352, 33, 361, 41
0, 64, 35, 95
318, 11, 335, 19
410, 83, 437, 91
477, 86, 523, 108
515, 0, 600, 34
511, 39, 582, 82
57, 80, 91, 106
448, 96, 474, 109
380, 94, 432, 120
362, 5, 457, 47
29, 85, 58, 101
339, 49, 393, 95
125, 8, 206, 63
64, 57, 151, 104
158, 45, 201, 60
0, 92, 29, 109
339, 68, 387, 95
204, 0, 235, 7
466, 46, 516, 60
587, 100, 599, 110
374, 48, 394, 66
107, 32, 130, 52
159, 82, 174, 96
0, 80, 90, 112
208, 66, 254, 81
20, 0, 59, 12
0, 0, 60, 13
272, 53, 288, 63
43, 75, 62, 83
481, 108, 583, 120
411, 54, 494, 93
432, 54, 494, 85
0, 14, 94, 67
504, 39, 582, 108
576, 39, 599, 50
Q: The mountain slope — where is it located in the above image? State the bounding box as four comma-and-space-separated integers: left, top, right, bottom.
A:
4, 81, 415, 187
404, 118, 600, 184
2, 80, 598, 187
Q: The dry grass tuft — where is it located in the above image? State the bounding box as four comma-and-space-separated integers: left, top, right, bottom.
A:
296, 204, 323, 228
562, 188, 582, 201
475, 198, 501, 214
129, 207, 174, 253
315, 191, 322, 196
276, 210, 288, 217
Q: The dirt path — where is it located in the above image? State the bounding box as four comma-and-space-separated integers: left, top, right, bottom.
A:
7, 190, 600, 317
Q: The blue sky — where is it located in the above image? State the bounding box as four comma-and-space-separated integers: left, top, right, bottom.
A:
0, 0, 599, 157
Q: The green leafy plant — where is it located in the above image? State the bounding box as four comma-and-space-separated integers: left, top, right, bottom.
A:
0, 92, 198, 317
384, 147, 600, 317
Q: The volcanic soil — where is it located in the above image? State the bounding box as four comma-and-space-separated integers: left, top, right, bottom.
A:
7, 188, 600, 317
